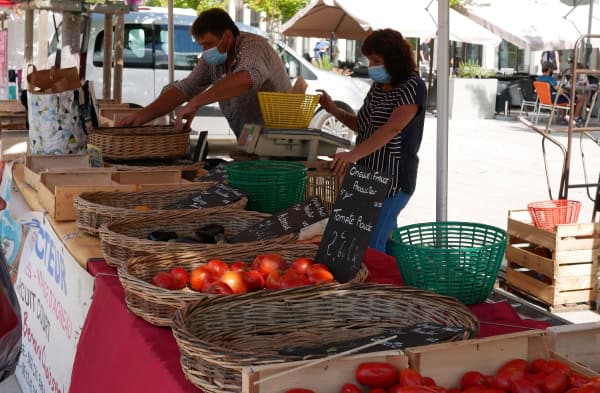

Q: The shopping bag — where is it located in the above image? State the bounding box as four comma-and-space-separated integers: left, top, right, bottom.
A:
0, 247, 21, 383
26, 65, 88, 155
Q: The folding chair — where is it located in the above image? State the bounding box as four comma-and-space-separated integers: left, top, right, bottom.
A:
532, 80, 570, 125
518, 80, 538, 117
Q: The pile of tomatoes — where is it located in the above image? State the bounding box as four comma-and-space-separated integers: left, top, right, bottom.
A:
150, 253, 335, 294
284, 358, 600, 393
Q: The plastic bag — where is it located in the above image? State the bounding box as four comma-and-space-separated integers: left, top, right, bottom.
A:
0, 243, 21, 383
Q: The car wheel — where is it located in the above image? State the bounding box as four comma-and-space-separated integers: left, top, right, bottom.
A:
310, 109, 356, 143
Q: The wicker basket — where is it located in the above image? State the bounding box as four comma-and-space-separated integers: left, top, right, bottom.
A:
88, 126, 189, 160
99, 210, 296, 268
257, 92, 319, 128
118, 244, 369, 326
74, 186, 248, 236
172, 283, 479, 393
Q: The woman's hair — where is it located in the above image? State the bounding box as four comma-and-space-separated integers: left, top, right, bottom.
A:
361, 29, 417, 84
191, 8, 240, 39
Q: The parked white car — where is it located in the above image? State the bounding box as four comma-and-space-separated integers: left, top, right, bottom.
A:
48, 7, 370, 142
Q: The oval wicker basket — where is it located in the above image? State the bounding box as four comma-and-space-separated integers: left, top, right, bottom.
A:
118, 244, 369, 326
172, 283, 479, 393
74, 186, 248, 236
88, 126, 189, 160
99, 210, 297, 268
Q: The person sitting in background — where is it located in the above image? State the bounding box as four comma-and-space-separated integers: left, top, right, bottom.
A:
316, 28, 427, 254
537, 61, 584, 127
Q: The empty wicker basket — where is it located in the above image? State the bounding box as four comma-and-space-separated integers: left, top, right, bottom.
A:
118, 244, 369, 326
172, 283, 479, 393
74, 186, 247, 236
99, 210, 296, 268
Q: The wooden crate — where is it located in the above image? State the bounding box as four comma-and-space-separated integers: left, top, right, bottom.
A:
546, 322, 600, 373
24, 154, 90, 190
303, 160, 342, 214
406, 330, 599, 389
505, 209, 600, 311
38, 170, 135, 221
99, 107, 169, 126
241, 350, 407, 393
111, 169, 199, 191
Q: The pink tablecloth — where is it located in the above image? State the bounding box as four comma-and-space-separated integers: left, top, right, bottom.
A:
68, 249, 549, 393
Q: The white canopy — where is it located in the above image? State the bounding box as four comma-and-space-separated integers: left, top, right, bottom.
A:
280, 0, 501, 46
464, 0, 600, 50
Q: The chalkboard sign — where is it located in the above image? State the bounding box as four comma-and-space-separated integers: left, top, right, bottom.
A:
167, 183, 245, 209
316, 164, 391, 283
229, 196, 328, 243
197, 163, 228, 183
279, 323, 468, 358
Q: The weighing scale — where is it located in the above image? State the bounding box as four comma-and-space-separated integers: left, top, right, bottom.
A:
238, 124, 352, 160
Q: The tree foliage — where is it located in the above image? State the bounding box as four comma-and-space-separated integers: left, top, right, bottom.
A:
143, 0, 227, 13
244, 0, 308, 22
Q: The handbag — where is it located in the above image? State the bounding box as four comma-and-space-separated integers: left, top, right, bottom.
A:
26, 65, 88, 155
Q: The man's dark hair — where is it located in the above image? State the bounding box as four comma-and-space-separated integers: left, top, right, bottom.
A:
361, 29, 416, 85
541, 61, 554, 74
191, 8, 240, 39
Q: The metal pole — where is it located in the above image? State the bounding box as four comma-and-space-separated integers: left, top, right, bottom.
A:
168, 0, 174, 84
103, 14, 112, 100
436, 0, 449, 221
24, 10, 33, 68
114, 13, 124, 103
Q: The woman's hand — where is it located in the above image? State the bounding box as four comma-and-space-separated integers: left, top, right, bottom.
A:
174, 102, 198, 130
316, 89, 337, 113
331, 150, 360, 176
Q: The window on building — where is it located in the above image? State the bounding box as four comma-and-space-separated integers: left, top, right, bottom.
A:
497, 40, 525, 72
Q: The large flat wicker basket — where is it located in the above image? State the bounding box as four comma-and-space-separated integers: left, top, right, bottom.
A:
74, 186, 247, 236
118, 244, 369, 326
99, 210, 296, 268
172, 283, 479, 393
88, 126, 189, 160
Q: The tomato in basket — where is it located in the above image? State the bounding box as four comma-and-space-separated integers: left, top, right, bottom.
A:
170, 267, 188, 289
356, 362, 399, 388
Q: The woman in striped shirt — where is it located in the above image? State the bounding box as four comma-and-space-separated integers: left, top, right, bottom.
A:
318, 29, 427, 253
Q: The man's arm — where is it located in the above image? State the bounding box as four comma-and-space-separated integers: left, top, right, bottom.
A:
116, 86, 187, 127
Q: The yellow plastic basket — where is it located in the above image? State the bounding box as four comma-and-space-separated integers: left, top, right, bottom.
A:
258, 92, 320, 128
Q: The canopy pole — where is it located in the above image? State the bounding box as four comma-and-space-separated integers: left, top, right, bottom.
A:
168, 0, 174, 84
436, 0, 449, 221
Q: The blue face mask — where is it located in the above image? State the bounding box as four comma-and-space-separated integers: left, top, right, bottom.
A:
203, 39, 227, 65
368, 65, 391, 83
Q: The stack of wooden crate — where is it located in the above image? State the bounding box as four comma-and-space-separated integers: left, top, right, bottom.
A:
505, 209, 599, 311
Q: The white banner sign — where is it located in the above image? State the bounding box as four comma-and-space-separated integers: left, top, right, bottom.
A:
14, 212, 94, 393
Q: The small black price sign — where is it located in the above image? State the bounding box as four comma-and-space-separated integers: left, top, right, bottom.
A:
167, 183, 245, 209
316, 164, 391, 282
229, 196, 329, 243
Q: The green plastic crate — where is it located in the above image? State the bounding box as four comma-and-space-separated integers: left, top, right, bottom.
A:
226, 160, 307, 214
389, 221, 507, 304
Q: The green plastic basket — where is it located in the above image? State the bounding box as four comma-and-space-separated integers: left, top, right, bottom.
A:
226, 160, 307, 214
389, 221, 507, 304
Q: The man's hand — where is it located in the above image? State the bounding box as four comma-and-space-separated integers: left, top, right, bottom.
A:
174, 102, 197, 130
116, 112, 146, 127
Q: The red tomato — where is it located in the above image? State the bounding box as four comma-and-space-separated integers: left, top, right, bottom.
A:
388, 385, 437, 393
543, 370, 570, 393
203, 281, 233, 294
511, 378, 543, 393
340, 383, 362, 393
242, 270, 265, 292
462, 371, 486, 390
570, 374, 591, 388
565, 389, 580, 393
578, 382, 600, 393
284, 389, 315, 393
463, 385, 489, 393
531, 359, 549, 374
290, 257, 314, 274
422, 377, 437, 387
219, 271, 248, 294
280, 268, 311, 289
369, 390, 388, 393
253, 254, 288, 278
307, 265, 335, 284
151, 272, 177, 290
544, 360, 572, 376
529, 372, 549, 387
229, 261, 248, 272
500, 360, 530, 373
400, 368, 423, 387
482, 389, 508, 393
189, 266, 217, 292
206, 259, 229, 277
170, 267, 189, 289
447, 389, 463, 393
493, 368, 527, 390
266, 270, 285, 290
356, 362, 399, 388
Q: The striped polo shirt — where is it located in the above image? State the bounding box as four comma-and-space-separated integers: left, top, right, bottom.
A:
356, 73, 427, 197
